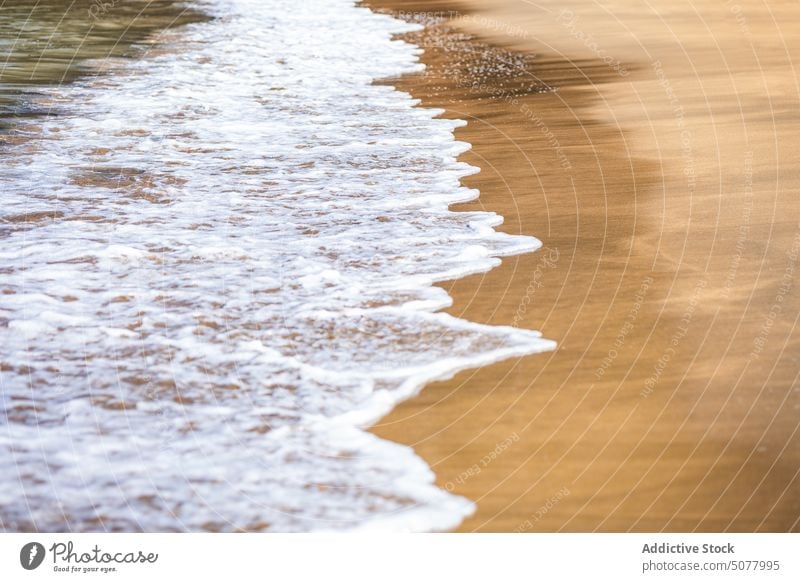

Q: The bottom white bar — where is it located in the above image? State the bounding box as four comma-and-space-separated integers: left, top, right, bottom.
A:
1, 533, 796, 581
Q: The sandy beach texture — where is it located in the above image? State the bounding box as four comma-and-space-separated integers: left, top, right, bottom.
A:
366, 0, 800, 531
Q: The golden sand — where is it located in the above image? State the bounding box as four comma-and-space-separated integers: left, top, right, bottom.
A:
366, 0, 800, 531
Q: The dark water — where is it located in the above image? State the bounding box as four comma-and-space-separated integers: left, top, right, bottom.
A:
0, 0, 208, 127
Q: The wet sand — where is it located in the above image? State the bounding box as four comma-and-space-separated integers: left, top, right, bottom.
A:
366, 0, 800, 531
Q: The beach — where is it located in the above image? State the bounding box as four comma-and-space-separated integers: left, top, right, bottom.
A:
366, 0, 800, 531
1, 0, 799, 533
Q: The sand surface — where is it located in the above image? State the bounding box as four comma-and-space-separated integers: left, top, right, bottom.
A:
366, 0, 800, 531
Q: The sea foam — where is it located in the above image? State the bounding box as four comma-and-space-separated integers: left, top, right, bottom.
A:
0, 0, 554, 531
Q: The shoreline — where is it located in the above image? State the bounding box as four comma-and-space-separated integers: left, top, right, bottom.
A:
365, 0, 800, 531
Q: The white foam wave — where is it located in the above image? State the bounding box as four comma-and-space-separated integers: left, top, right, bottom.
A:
0, 0, 554, 531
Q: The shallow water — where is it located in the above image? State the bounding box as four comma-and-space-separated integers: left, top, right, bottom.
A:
0, 0, 553, 531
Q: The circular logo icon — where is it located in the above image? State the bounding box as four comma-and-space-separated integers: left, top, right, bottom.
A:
19, 542, 46, 570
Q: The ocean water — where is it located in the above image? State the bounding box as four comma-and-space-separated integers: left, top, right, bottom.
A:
0, 0, 554, 531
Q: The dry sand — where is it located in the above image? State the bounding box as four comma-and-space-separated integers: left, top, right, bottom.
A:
365, 0, 800, 531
